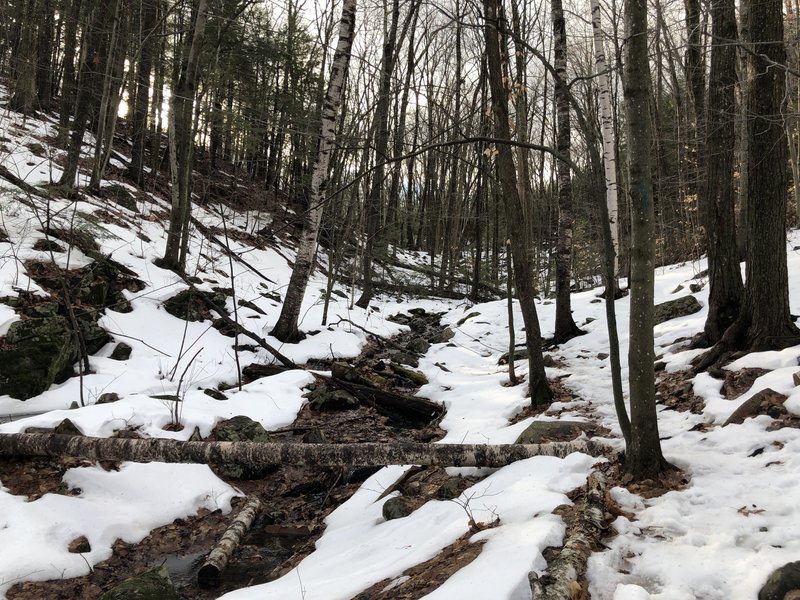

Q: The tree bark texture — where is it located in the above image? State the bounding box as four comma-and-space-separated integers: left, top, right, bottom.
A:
162, 0, 209, 270
198, 496, 262, 589
552, 0, 583, 344
270, 0, 356, 342
10, 0, 38, 115
590, 0, 620, 279
0, 435, 612, 466
482, 0, 552, 405
129, 0, 158, 186
701, 0, 744, 344
740, 0, 800, 349
623, 0, 667, 478
529, 471, 607, 598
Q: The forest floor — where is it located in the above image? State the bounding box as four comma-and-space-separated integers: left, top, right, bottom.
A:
1, 88, 800, 599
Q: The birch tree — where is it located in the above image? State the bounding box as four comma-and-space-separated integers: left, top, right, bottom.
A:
271, 0, 357, 342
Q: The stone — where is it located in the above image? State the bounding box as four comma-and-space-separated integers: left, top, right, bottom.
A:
653, 295, 702, 325
597, 353, 609, 361
0, 315, 78, 399
99, 566, 179, 600
542, 354, 557, 367
79, 317, 112, 355
436, 477, 462, 500
32, 239, 65, 253
456, 311, 480, 326
53, 418, 83, 436
96, 392, 120, 405
409, 317, 427, 332
109, 342, 132, 361
671, 284, 684, 294
237, 298, 265, 315
307, 387, 359, 411
407, 337, 430, 355
759, 561, 800, 600
331, 361, 362, 383
515, 420, 588, 444
214, 416, 274, 479
382, 496, 413, 520
164, 290, 210, 322
724, 388, 788, 426
394, 352, 419, 368
68, 536, 91, 553
689, 282, 704, 293
408, 308, 427, 316
793, 370, 800, 387
498, 347, 529, 365
431, 327, 455, 344
204, 388, 228, 401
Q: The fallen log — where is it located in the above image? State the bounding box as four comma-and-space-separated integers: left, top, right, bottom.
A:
326, 376, 444, 426
198, 496, 262, 588
0, 434, 613, 467
0, 165, 49, 198
529, 470, 608, 598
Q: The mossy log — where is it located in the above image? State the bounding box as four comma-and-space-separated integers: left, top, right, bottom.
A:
0, 434, 612, 467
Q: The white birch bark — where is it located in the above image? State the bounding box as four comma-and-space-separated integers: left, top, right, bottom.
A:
591, 0, 620, 276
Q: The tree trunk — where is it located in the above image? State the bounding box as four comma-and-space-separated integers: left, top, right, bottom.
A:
10, 0, 39, 116
552, 0, 584, 344
129, 0, 158, 186
270, 0, 357, 342
700, 0, 744, 344
623, 0, 668, 478
482, 0, 552, 405
0, 434, 611, 466
161, 0, 209, 271
56, 0, 83, 144
58, 0, 116, 188
355, 0, 402, 309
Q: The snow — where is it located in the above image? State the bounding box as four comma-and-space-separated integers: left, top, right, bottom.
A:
2, 89, 800, 599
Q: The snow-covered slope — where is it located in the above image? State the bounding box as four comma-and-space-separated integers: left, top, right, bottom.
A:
2, 92, 800, 599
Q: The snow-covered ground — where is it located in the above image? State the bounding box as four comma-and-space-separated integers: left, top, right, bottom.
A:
2, 95, 800, 599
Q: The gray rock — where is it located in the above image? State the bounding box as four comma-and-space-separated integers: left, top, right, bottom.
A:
53, 418, 83, 436
436, 477, 462, 500
109, 342, 132, 361
653, 295, 702, 325
382, 496, 413, 520
407, 337, 430, 355
515, 420, 588, 444
456, 311, 480, 326
724, 388, 788, 426
0, 315, 78, 399
215, 416, 274, 479
431, 327, 455, 344
204, 388, 228, 401
99, 566, 179, 600
759, 561, 800, 600
307, 387, 359, 411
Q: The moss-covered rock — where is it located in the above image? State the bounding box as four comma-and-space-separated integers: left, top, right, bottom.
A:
99, 567, 179, 600
653, 295, 702, 325
0, 315, 78, 399
515, 420, 588, 444
214, 416, 274, 479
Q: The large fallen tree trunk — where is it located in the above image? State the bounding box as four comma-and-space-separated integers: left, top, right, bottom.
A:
529, 470, 608, 598
0, 434, 612, 467
198, 496, 262, 588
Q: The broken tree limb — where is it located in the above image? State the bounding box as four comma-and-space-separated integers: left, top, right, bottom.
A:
0, 434, 614, 467
198, 496, 262, 589
529, 470, 608, 598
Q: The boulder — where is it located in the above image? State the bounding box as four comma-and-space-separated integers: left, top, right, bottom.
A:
407, 337, 430, 355
109, 342, 132, 361
515, 420, 589, 444
382, 496, 413, 520
214, 416, 274, 479
67, 536, 91, 554
307, 387, 358, 411
431, 327, 455, 344
99, 567, 179, 600
0, 315, 78, 399
653, 295, 702, 325
759, 561, 800, 600
724, 388, 788, 426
